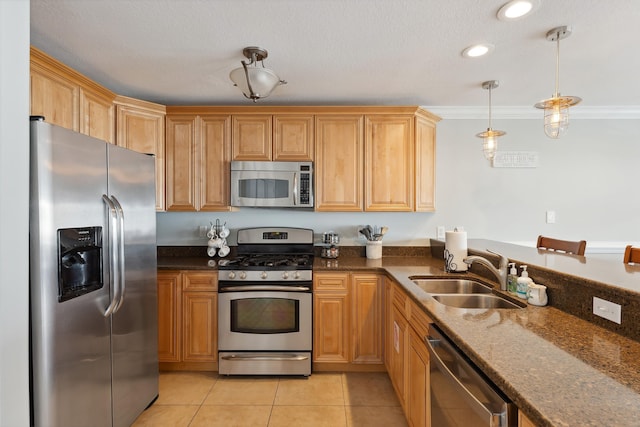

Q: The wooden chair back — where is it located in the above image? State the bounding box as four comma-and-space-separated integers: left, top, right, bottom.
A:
623, 245, 640, 264
536, 235, 587, 255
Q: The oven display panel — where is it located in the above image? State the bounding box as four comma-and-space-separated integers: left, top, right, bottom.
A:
231, 297, 299, 334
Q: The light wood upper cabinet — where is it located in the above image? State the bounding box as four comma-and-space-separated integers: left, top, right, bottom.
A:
30, 46, 115, 143
365, 115, 414, 211
165, 113, 231, 211
274, 115, 314, 160
232, 115, 272, 160
315, 115, 364, 211
114, 95, 166, 211
415, 116, 436, 212
232, 114, 314, 161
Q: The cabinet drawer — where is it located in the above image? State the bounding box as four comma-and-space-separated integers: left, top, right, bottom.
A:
392, 282, 410, 317
314, 273, 349, 292
409, 300, 432, 339
183, 272, 218, 291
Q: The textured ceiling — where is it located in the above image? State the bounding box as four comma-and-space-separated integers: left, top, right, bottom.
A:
30, 0, 640, 110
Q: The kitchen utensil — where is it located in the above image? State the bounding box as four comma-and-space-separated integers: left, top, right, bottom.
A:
358, 227, 371, 240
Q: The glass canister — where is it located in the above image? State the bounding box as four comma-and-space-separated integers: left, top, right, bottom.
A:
321, 231, 340, 258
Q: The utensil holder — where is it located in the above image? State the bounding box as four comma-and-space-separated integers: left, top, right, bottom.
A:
366, 241, 382, 259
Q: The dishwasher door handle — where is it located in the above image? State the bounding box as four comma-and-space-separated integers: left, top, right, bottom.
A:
425, 335, 507, 427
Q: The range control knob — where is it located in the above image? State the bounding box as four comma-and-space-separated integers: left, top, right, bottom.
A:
282, 272, 289, 280
260, 271, 268, 280
227, 271, 236, 280
294, 271, 301, 280
239, 271, 247, 280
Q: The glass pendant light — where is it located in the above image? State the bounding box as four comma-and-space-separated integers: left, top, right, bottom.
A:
476, 80, 505, 161
534, 26, 582, 138
229, 47, 287, 102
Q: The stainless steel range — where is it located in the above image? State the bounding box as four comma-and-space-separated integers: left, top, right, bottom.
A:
217, 227, 313, 376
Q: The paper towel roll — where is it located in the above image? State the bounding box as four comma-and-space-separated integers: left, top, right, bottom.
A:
444, 230, 468, 272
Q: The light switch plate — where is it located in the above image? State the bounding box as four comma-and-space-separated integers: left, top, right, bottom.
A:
593, 296, 622, 324
437, 226, 445, 240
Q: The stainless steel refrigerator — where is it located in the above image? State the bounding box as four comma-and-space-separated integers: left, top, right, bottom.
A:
29, 118, 159, 427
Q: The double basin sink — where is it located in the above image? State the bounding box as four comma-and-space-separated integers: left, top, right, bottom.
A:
410, 277, 523, 309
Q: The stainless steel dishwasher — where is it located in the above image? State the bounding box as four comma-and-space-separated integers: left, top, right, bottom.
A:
426, 325, 517, 427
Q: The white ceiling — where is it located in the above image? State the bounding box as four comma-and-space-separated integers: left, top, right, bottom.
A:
30, 0, 640, 111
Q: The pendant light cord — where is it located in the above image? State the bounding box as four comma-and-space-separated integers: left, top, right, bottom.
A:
488, 85, 493, 130
554, 32, 561, 98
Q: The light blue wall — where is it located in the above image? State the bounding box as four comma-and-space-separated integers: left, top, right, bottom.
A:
0, 0, 30, 425
158, 116, 640, 253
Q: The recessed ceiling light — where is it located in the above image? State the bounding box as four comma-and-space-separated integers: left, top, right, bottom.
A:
461, 43, 495, 58
497, 0, 539, 21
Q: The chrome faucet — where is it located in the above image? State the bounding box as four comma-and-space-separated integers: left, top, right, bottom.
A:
463, 249, 509, 291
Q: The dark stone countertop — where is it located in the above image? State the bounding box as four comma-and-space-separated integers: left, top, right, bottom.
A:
157, 243, 640, 427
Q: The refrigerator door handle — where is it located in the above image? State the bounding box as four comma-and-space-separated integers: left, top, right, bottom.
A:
111, 195, 126, 313
102, 194, 120, 317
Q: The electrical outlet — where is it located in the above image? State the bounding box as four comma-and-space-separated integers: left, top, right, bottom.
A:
198, 225, 208, 237
593, 297, 622, 324
437, 226, 445, 240
546, 210, 556, 224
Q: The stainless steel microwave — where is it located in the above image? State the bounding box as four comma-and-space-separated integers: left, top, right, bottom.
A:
230, 161, 314, 208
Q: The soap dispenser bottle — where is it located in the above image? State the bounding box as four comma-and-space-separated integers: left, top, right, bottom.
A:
507, 263, 518, 295
516, 265, 532, 300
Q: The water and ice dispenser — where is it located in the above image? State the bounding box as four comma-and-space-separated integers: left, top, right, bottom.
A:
57, 227, 103, 302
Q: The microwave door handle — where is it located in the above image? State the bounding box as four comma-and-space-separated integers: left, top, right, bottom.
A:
293, 173, 298, 205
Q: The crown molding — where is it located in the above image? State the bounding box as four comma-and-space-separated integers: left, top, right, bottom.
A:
424, 105, 640, 120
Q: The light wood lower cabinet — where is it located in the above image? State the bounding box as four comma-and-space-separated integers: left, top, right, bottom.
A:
408, 327, 430, 427
519, 411, 537, 427
157, 270, 218, 370
387, 278, 433, 427
313, 273, 350, 364
313, 272, 384, 370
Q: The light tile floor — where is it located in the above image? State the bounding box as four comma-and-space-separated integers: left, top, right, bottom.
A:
132, 371, 408, 427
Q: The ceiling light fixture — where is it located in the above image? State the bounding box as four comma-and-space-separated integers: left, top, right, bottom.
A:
476, 80, 506, 161
229, 46, 287, 102
497, 0, 539, 21
534, 26, 582, 138
461, 43, 495, 58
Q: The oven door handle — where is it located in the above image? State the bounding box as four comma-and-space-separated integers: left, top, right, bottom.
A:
221, 353, 310, 362
219, 285, 311, 292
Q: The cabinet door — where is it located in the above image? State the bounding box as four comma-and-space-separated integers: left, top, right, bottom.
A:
415, 116, 436, 212
408, 327, 430, 427
365, 115, 414, 211
390, 305, 409, 411
166, 115, 198, 211
313, 273, 350, 364
157, 271, 182, 363
315, 115, 364, 211
116, 100, 166, 210
199, 115, 232, 210
351, 274, 384, 364
274, 115, 314, 160
519, 411, 537, 427
30, 62, 79, 131
384, 278, 393, 372
232, 115, 272, 161
182, 292, 217, 362
80, 88, 114, 144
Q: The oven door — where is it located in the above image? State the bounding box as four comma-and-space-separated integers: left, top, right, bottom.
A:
218, 289, 312, 351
